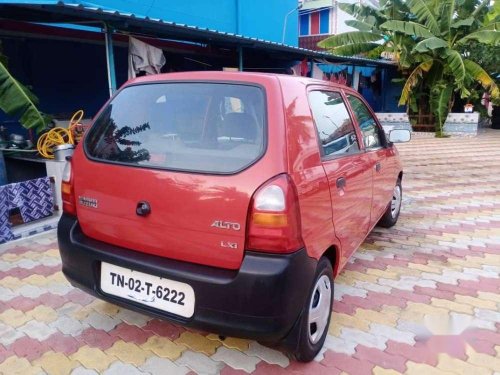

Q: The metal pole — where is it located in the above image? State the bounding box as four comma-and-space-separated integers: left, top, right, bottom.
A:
238, 46, 243, 71
282, 5, 301, 44
104, 23, 117, 97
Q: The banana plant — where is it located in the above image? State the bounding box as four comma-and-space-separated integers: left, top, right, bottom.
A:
319, 0, 500, 136
0, 43, 50, 134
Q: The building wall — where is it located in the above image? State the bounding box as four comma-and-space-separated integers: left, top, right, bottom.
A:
299, 0, 376, 49
72, 0, 299, 45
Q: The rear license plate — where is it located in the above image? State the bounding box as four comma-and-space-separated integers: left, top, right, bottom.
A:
100, 262, 195, 318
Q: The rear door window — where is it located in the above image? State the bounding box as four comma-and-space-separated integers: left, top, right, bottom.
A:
308, 90, 360, 157
85, 83, 266, 174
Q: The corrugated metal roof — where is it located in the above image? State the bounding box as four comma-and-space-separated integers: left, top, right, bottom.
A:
0, 1, 395, 66
300, 0, 333, 11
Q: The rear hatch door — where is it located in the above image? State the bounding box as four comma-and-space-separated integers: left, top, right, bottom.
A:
74, 81, 274, 270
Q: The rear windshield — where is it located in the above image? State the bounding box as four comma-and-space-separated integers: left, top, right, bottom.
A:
85, 83, 266, 174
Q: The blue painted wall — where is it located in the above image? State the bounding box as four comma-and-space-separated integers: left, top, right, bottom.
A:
103, 0, 299, 45
0, 0, 299, 45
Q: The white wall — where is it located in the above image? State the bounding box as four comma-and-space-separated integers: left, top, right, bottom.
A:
333, 0, 379, 35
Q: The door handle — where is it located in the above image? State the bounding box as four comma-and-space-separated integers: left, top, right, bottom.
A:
336, 177, 346, 189
375, 162, 381, 172
136, 201, 151, 216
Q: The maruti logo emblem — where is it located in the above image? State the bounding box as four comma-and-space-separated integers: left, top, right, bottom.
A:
78, 196, 98, 208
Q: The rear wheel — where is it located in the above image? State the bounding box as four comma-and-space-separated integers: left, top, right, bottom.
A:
288, 257, 333, 362
378, 179, 402, 228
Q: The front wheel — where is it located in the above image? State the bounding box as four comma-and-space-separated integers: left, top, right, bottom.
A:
378, 178, 402, 228
288, 257, 333, 362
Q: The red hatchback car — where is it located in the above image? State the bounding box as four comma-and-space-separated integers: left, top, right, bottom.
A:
58, 71, 410, 361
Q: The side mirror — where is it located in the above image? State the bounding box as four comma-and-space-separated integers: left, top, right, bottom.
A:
389, 129, 411, 143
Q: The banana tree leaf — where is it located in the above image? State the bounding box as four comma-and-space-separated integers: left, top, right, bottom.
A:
380, 20, 434, 38
413, 37, 448, 52
408, 0, 440, 35
0, 42, 7, 68
486, 0, 500, 22
324, 43, 382, 56
345, 20, 376, 32
457, 30, 500, 45
0, 61, 49, 133
445, 50, 466, 85
338, 2, 359, 16
464, 59, 500, 99
17, 81, 39, 106
431, 84, 453, 132
473, 0, 491, 17
318, 32, 384, 49
451, 17, 474, 28
438, 0, 455, 36
479, 22, 500, 30
399, 58, 434, 105
398, 48, 415, 69
338, 3, 382, 24
426, 63, 444, 87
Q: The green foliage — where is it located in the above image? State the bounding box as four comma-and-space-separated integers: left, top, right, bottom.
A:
413, 37, 448, 53
399, 59, 434, 105
407, 0, 440, 34
0, 41, 7, 68
380, 21, 435, 38
317, 32, 383, 55
318, 0, 500, 136
431, 82, 453, 135
0, 58, 50, 133
463, 59, 499, 97
344, 20, 377, 32
451, 17, 474, 29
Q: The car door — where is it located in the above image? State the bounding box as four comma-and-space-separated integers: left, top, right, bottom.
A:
308, 89, 373, 267
346, 93, 393, 227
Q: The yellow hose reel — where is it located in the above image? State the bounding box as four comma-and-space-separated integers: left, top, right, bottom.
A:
37, 110, 85, 159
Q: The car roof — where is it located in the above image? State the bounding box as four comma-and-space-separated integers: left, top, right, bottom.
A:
125, 71, 354, 93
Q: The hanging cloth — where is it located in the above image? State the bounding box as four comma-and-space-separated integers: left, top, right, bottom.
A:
128, 37, 166, 79
312, 64, 324, 80
300, 58, 309, 77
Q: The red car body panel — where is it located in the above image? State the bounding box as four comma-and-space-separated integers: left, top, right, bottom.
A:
279, 77, 340, 270
72, 71, 402, 274
74, 73, 287, 270
279, 75, 401, 274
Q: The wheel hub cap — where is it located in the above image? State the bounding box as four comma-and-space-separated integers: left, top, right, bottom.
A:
308, 275, 332, 344
391, 185, 402, 218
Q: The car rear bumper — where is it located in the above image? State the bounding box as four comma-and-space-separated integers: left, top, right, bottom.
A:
57, 214, 317, 341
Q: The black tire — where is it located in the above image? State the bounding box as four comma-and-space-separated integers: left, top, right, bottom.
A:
288, 257, 334, 362
378, 178, 402, 228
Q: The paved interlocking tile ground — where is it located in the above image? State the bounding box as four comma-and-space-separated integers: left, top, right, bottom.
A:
0, 131, 499, 374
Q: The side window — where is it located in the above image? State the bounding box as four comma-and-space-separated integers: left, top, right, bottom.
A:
347, 95, 384, 150
308, 90, 360, 157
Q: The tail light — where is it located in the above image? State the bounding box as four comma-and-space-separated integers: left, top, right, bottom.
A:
61, 160, 76, 216
246, 174, 304, 253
